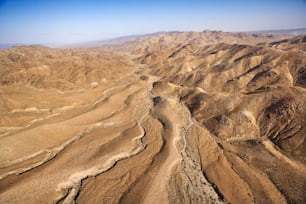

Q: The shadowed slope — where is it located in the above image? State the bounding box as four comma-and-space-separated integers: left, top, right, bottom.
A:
0, 34, 305, 204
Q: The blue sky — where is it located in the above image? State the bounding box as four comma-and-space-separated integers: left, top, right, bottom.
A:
0, 0, 306, 45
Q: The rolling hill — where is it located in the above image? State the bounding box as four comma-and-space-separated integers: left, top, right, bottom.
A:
0, 32, 305, 204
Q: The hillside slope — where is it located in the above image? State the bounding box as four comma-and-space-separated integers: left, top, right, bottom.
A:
93, 30, 289, 54
0, 34, 305, 204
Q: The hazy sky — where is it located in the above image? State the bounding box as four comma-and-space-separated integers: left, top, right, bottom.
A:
1, 0, 306, 45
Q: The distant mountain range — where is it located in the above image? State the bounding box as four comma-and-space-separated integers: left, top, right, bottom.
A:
248, 27, 306, 36
1, 28, 306, 49
0, 43, 23, 49
69, 28, 306, 49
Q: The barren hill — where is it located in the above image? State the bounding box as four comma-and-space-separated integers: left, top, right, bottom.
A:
268, 35, 306, 51
0, 33, 305, 204
94, 30, 289, 54
0, 45, 133, 90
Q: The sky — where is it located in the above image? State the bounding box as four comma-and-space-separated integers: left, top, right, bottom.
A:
0, 0, 306, 45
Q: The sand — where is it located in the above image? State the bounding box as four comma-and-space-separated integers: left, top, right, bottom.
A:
0, 33, 306, 203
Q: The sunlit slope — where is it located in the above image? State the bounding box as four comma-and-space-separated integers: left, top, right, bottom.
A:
0, 34, 305, 204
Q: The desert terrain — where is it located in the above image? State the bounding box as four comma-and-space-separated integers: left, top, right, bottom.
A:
0, 31, 306, 204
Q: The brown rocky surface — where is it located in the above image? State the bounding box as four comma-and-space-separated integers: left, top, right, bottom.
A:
0, 33, 305, 204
